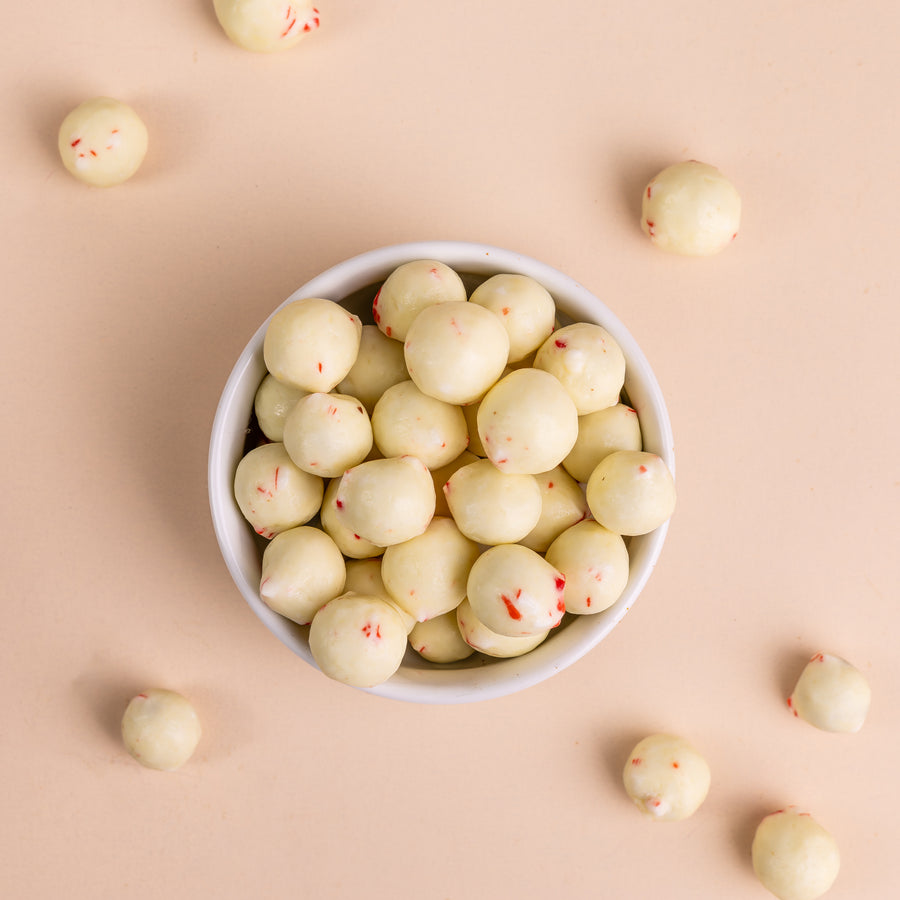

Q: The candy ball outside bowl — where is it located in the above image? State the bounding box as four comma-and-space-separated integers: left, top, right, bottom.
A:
208, 241, 675, 703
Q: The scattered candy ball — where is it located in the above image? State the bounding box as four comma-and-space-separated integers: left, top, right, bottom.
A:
641, 160, 741, 256
622, 733, 711, 822
121, 689, 201, 771
788, 652, 871, 733
58, 97, 148, 187
213, 0, 320, 53
751, 807, 840, 900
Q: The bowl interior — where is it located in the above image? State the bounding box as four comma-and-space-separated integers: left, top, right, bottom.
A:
209, 241, 674, 703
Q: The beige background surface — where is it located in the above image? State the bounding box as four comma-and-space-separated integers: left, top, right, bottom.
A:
2, 1, 898, 898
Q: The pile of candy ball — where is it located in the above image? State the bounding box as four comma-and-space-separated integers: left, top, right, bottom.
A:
232, 259, 676, 689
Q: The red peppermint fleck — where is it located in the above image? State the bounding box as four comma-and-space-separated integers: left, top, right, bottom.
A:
585, 597, 592, 607
554, 576, 566, 592
429, 266, 439, 277
501, 593, 522, 620
328, 405, 338, 416
496, 457, 508, 464
335, 499, 344, 509
385, 326, 392, 337
501, 306, 511, 315
89, 150, 98, 157
631, 757, 643, 766
672, 761, 680, 769
274, 466, 280, 488
556, 599, 565, 613
352, 533, 360, 540
70, 138, 81, 147
137, 693, 148, 699
317, 362, 323, 373
554, 339, 567, 349
547, 481, 554, 488
647, 185, 652, 198
786, 697, 799, 717
811, 652, 825, 662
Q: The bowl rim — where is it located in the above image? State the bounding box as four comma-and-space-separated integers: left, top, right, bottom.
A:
208, 240, 675, 703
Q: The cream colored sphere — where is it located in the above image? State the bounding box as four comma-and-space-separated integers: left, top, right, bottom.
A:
58, 97, 148, 187
121, 689, 201, 771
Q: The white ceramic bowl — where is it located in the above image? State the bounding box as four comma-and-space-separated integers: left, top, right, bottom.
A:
208, 241, 675, 703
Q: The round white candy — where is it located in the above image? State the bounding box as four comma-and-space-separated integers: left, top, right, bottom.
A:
518, 465, 590, 553
254, 373, 307, 442
409, 610, 475, 663
344, 558, 415, 633
58, 97, 148, 187
282, 392, 373, 477
622, 734, 711, 822
430, 450, 479, 517
642, 160, 741, 256
586, 450, 676, 536
309, 593, 408, 688
456, 598, 550, 658
545, 520, 629, 614
476, 368, 579, 475
534, 323, 626, 415
381, 516, 480, 622
233, 442, 324, 539
319, 478, 384, 559
213, 0, 320, 53
468, 273, 557, 363
562, 403, 643, 483
788, 652, 871, 734
404, 301, 510, 405
443, 459, 542, 545
752, 807, 840, 900
263, 297, 362, 392
334, 455, 435, 547
337, 325, 409, 413
371, 380, 468, 469
259, 525, 346, 625
373, 260, 467, 341
466, 544, 566, 637
121, 689, 201, 771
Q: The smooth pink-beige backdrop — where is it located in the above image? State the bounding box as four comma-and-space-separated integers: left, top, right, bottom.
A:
3, 2, 898, 898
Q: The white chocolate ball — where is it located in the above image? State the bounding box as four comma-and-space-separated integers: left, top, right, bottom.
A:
372, 260, 466, 341
253, 373, 307, 442
562, 403, 643, 483
430, 450, 479, 517
404, 301, 510, 405
752, 807, 840, 900
337, 325, 409, 413
443, 459, 542, 545
309, 592, 409, 687
534, 323, 626, 415
371, 380, 468, 469
409, 611, 475, 663
344, 558, 415, 633
259, 525, 346, 625
334, 455, 435, 547
213, 0, 320, 53
468, 274, 557, 363
282, 392, 373, 477
381, 516, 480, 622
642, 160, 741, 256
319, 478, 384, 559
788, 653, 871, 733
263, 297, 362, 392
58, 97, 148, 187
586, 450, 675, 536
233, 442, 324, 539
121, 689, 201, 771
466, 544, 566, 637
545, 520, 629, 614
476, 368, 579, 475
622, 734, 711, 822
456, 598, 550, 658
518, 466, 590, 553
